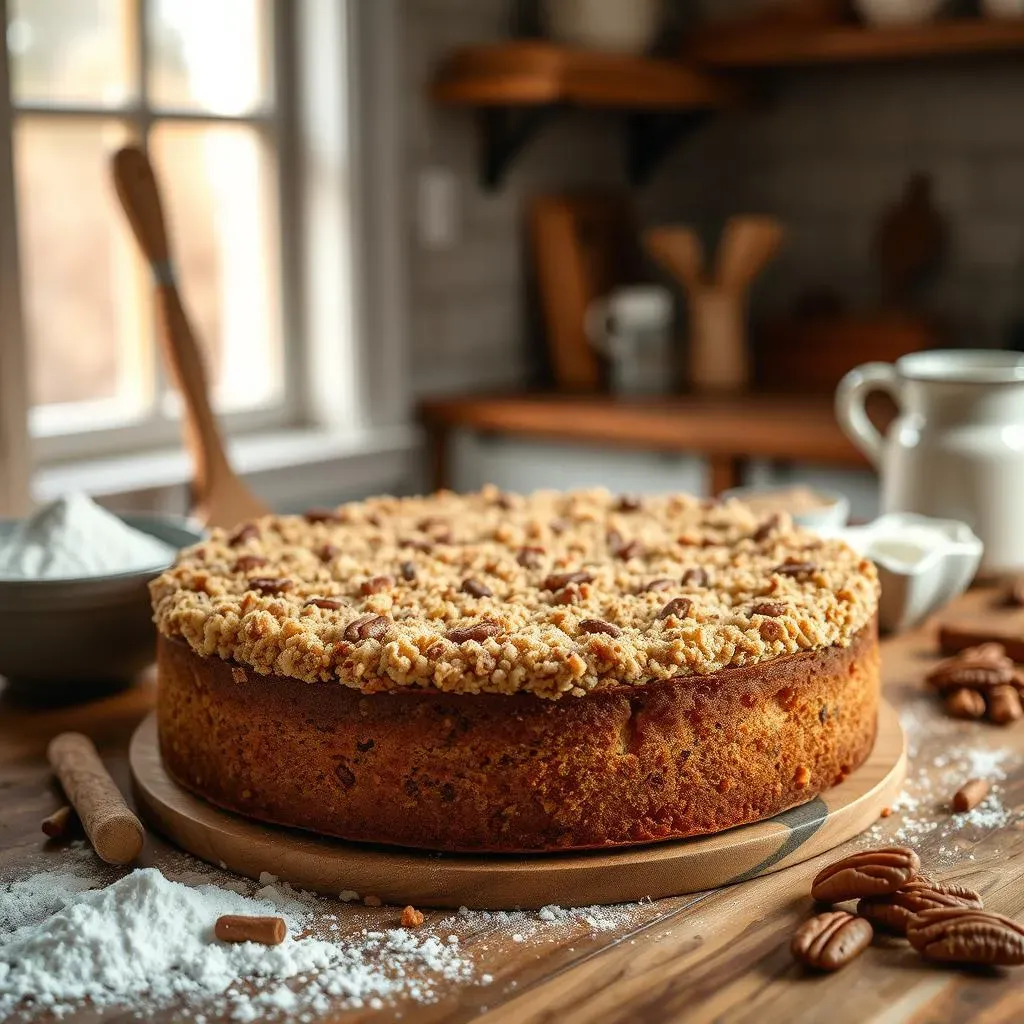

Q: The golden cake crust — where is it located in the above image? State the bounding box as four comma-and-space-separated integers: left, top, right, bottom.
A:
157, 622, 880, 853
151, 488, 878, 700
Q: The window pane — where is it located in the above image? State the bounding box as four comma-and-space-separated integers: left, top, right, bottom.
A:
148, 0, 270, 115
14, 118, 151, 417
7, 0, 134, 106
150, 123, 282, 412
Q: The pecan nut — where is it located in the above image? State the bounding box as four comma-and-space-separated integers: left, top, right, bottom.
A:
643, 578, 674, 593
248, 577, 293, 596
810, 846, 920, 903
305, 597, 345, 611
399, 560, 417, 582
907, 907, 1024, 966
772, 560, 817, 578
304, 506, 341, 524
857, 880, 983, 935
516, 546, 545, 569
446, 620, 502, 644
360, 575, 395, 596
680, 567, 709, 588
926, 643, 1015, 692
753, 514, 783, 542
790, 911, 873, 971
658, 597, 693, 621
542, 571, 593, 591
752, 601, 787, 618
461, 578, 493, 599
228, 522, 260, 546
344, 614, 390, 642
579, 618, 623, 638
987, 684, 1023, 725
233, 555, 269, 573
943, 688, 986, 720
615, 494, 642, 512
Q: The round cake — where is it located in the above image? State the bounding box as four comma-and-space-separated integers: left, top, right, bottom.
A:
152, 487, 880, 852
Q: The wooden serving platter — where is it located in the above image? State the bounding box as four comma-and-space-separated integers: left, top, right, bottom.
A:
130, 705, 905, 910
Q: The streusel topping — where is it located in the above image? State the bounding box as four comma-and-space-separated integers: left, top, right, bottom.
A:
151, 487, 878, 699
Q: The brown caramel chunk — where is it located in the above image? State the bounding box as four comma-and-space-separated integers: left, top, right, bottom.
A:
791, 911, 873, 971
907, 907, 1024, 966
810, 846, 920, 903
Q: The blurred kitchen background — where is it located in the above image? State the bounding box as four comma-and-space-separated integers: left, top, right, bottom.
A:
2, 0, 1024, 522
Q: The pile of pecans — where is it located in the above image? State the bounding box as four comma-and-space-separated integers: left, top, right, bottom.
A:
790, 846, 1024, 972
926, 643, 1024, 725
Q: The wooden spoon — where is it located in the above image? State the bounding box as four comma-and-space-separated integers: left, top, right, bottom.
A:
110, 145, 267, 530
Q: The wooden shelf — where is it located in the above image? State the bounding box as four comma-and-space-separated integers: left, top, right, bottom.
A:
433, 41, 739, 109
431, 42, 739, 190
687, 17, 1024, 69
420, 391, 876, 494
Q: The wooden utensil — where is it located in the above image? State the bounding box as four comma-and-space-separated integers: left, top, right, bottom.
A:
111, 145, 267, 529
646, 217, 783, 393
529, 194, 641, 392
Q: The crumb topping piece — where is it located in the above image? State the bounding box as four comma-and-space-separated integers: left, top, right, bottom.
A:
150, 487, 878, 699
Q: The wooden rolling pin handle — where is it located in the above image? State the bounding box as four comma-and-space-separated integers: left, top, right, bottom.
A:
47, 732, 145, 865
215, 915, 288, 946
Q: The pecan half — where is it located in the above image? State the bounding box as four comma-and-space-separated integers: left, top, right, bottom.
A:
248, 577, 293, 596
579, 618, 622, 638
810, 846, 920, 903
461, 578, 493, 599
943, 688, 986, 720
233, 555, 268, 573
643, 578, 674, 593
516, 546, 545, 569
615, 494, 642, 512
753, 514, 782, 542
304, 507, 341, 524
399, 560, 417, 582
791, 911, 873, 971
926, 643, 1015, 691
446, 620, 502, 644
360, 575, 395, 596
305, 597, 345, 611
228, 522, 260, 546
752, 601, 787, 618
542, 571, 593, 591
607, 530, 642, 560
658, 597, 693, 621
681, 567, 709, 588
773, 560, 817, 578
907, 907, 1024, 966
987, 684, 1023, 725
317, 543, 340, 562
857, 880, 983, 935
344, 614, 390, 642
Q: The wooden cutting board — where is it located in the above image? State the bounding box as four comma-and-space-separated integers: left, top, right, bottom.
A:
129, 705, 905, 910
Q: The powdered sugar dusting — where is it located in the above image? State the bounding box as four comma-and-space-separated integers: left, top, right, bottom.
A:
0, 856, 648, 1021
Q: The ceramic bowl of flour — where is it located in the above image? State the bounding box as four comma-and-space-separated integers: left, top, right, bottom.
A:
0, 503, 203, 699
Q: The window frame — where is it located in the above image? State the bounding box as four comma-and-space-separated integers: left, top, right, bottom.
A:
0, 0, 413, 517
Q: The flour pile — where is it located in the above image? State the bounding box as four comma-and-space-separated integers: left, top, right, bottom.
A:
0, 867, 472, 1020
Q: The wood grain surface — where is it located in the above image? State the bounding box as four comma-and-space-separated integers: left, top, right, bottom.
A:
2, 586, 1024, 1023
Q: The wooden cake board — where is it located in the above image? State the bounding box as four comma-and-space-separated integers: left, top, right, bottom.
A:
130, 704, 906, 910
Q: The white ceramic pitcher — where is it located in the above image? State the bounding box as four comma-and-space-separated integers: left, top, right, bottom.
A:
835, 349, 1024, 575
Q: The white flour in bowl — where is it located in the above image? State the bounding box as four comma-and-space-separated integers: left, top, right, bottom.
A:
0, 493, 176, 579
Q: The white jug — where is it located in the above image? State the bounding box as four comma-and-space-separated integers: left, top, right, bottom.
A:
835, 349, 1024, 576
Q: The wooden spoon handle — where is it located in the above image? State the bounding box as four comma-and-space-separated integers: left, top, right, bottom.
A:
111, 145, 231, 491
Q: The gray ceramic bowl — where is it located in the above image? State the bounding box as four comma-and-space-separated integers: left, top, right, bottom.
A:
0, 514, 204, 699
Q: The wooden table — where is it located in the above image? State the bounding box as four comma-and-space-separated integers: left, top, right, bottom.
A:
419, 392, 872, 495
3, 588, 1023, 1023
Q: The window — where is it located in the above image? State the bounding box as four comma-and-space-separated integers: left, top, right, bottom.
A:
3, 0, 294, 460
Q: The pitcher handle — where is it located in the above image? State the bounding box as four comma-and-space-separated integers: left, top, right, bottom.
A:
835, 362, 902, 469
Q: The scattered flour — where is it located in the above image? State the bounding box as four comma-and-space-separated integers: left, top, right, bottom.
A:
0, 859, 646, 1021
0, 493, 176, 579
